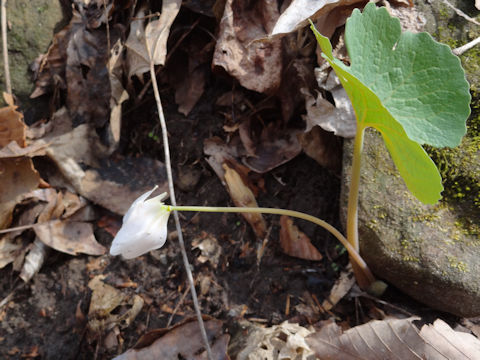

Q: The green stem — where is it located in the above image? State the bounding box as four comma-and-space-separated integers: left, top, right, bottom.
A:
347, 126, 365, 252
169, 205, 375, 283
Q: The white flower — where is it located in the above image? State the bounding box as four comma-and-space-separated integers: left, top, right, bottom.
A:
110, 186, 170, 259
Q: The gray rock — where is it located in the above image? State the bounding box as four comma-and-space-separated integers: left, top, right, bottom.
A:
339, 0, 480, 318
341, 129, 480, 317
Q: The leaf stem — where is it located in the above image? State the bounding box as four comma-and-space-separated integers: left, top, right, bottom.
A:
347, 126, 365, 252
346, 126, 373, 288
169, 205, 375, 284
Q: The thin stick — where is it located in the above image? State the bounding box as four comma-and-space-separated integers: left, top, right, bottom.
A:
1, 0, 11, 94
149, 63, 213, 360
453, 36, 480, 56
440, 0, 480, 26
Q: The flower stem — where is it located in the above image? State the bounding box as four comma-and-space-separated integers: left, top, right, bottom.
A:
169, 205, 375, 284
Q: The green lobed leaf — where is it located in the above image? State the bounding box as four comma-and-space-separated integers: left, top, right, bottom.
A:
310, 3, 471, 204
345, 3, 470, 148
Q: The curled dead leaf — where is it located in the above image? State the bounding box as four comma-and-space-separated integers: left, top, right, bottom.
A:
224, 164, 266, 238
19, 238, 49, 283
279, 216, 323, 261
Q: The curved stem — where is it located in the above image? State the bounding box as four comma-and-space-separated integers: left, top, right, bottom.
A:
169, 205, 375, 284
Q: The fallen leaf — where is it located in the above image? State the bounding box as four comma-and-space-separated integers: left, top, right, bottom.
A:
303, 70, 356, 138
77, 157, 168, 215
34, 220, 106, 256
297, 125, 342, 171
19, 238, 49, 283
108, 39, 130, 150
114, 318, 229, 360
204, 136, 241, 182
192, 234, 222, 268
279, 216, 323, 261
307, 317, 480, 360
0, 141, 47, 158
175, 64, 207, 116
0, 236, 23, 269
321, 269, 356, 310
126, 1, 182, 78
0, 93, 26, 147
0, 157, 41, 228
213, 0, 283, 93
236, 321, 315, 360
88, 275, 144, 335
224, 164, 266, 238
270, 0, 365, 37
242, 123, 302, 173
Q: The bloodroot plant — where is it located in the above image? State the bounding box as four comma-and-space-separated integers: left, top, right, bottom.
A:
111, 3, 470, 295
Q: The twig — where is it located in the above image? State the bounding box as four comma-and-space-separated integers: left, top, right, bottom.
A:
1, 0, 11, 94
149, 63, 214, 360
167, 283, 191, 327
440, 0, 480, 26
453, 36, 480, 55
102, 0, 110, 53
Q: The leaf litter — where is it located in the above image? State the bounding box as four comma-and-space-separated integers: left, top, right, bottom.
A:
1, 0, 478, 358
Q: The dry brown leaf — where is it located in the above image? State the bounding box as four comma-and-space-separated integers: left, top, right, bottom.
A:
0, 158, 41, 228
125, 1, 182, 78
307, 317, 480, 360
0, 141, 47, 158
0, 236, 23, 269
298, 125, 342, 171
321, 268, 356, 311
88, 275, 144, 335
224, 164, 266, 238
213, 0, 282, 93
0, 93, 26, 147
242, 123, 302, 173
114, 319, 229, 360
279, 216, 322, 261
78, 157, 168, 215
19, 238, 49, 283
192, 234, 222, 268
236, 321, 315, 360
108, 39, 129, 150
175, 65, 206, 116
305, 70, 356, 138
204, 136, 241, 182
34, 220, 106, 256
271, 0, 365, 36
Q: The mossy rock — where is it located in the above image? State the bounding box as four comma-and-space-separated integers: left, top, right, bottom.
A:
342, 129, 480, 317
339, 0, 480, 317
0, 0, 64, 112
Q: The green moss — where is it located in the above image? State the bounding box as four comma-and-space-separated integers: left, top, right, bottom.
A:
447, 256, 469, 273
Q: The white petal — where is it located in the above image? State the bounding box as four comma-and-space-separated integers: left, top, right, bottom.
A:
110, 186, 170, 259
123, 186, 158, 222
